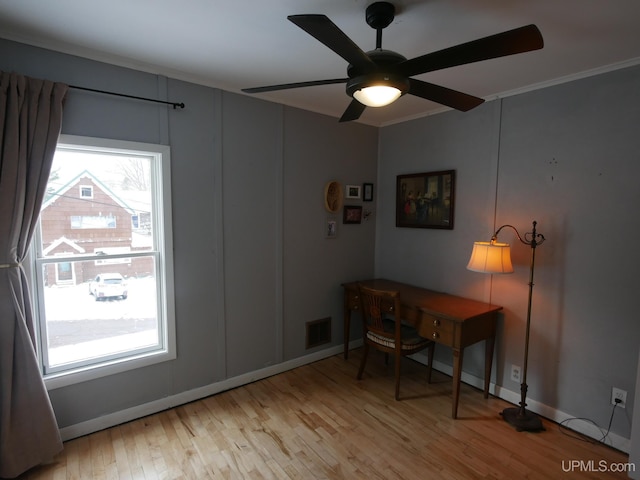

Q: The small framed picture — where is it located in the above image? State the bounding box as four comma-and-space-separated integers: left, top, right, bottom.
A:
345, 185, 361, 199
343, 205, 363, 224
363, 183, 374, 202
325, 216, 338, 239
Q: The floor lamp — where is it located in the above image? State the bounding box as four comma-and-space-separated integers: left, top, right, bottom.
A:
467, 220, 546, 432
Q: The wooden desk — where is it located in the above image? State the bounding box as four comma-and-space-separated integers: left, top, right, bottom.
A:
342, 279, 502, 419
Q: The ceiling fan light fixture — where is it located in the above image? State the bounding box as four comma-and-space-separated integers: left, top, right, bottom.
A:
353, 85, 402, 107
347, 74, 409, 107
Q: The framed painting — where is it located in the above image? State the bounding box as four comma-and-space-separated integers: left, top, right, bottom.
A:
345, 185, 361, 199
343, 205, 363, 224
396, 170, 455, 229
325, 216, 338, 239
363, 182, 374, 202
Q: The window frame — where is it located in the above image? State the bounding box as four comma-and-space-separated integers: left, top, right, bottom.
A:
79, 185, 93, 199
31, 134, 176, 390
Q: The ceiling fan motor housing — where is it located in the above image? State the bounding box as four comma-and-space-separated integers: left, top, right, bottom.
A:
346, 47, 409, 100
346, 73, 409, 100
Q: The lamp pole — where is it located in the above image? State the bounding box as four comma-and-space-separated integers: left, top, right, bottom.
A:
496, 221, 545, 432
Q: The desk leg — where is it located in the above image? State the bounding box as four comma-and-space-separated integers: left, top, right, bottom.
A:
452, 348, 464, 419
484, 335, 495, 399
343, 304, 351, 360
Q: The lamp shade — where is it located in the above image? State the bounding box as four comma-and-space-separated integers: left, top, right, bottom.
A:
466, 241, 514, 274
353, 85, 402, 107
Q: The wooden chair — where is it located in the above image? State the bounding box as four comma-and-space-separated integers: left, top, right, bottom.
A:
356, 283, 435, 400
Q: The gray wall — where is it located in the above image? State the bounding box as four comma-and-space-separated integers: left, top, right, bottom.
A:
2, 36, 638, 447
377, 65, 640, 442
0, 38, 377, 428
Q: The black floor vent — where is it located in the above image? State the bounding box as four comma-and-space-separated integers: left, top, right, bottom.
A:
306, 317, 331, 349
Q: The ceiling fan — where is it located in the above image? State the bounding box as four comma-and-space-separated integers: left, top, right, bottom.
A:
242, 2, 543, 122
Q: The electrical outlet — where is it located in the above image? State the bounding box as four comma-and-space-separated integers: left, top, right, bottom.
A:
511, 364, 521, 383
611, 387, 627, 408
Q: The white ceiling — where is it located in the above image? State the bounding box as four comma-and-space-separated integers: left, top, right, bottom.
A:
1, 0, 639, 127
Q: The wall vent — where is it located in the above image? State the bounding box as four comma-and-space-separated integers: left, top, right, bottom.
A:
306, 317, 331, 349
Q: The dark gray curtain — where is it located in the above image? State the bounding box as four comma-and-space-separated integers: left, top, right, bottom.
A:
0, 71, 68, 478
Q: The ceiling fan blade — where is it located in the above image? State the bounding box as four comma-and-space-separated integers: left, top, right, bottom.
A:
398, 24, 543, 77
339, 99, 367, 122
288, 14, 375, 69
408, 78, 484, 112
242, 78, 348, 94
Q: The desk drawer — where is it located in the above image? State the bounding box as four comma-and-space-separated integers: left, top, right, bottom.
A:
346, 292, 360, 310
347, 292, 395, 314
418, 314, 454, 345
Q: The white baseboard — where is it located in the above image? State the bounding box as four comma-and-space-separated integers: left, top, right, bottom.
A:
60, 342, 630, 455
411, 352, 631, 454
59, 342, 356, 441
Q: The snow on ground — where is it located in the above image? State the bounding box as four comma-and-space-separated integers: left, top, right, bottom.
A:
42, 277, 160, 366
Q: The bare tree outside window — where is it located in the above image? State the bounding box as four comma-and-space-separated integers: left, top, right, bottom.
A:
116, 157, 151, 191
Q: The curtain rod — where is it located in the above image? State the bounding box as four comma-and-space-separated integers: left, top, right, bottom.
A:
69, 85, 185, 109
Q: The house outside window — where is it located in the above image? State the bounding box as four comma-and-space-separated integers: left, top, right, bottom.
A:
32, 135, 176, 388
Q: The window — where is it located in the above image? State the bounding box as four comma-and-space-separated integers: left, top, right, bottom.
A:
32, 135, 175, 388
70, 214, 116, 229
79, 185, 93, 198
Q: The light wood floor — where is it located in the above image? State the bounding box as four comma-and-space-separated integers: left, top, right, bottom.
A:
19, 349, 631, 479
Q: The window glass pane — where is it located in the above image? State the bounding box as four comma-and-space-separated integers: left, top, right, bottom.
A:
41, 259, 159, 370
42, 149, 154, 253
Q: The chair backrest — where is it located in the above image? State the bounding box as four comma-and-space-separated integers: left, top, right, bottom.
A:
357, 284, 401, 339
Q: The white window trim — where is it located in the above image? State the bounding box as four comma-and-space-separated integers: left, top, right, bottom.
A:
32, 135, 176, 390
